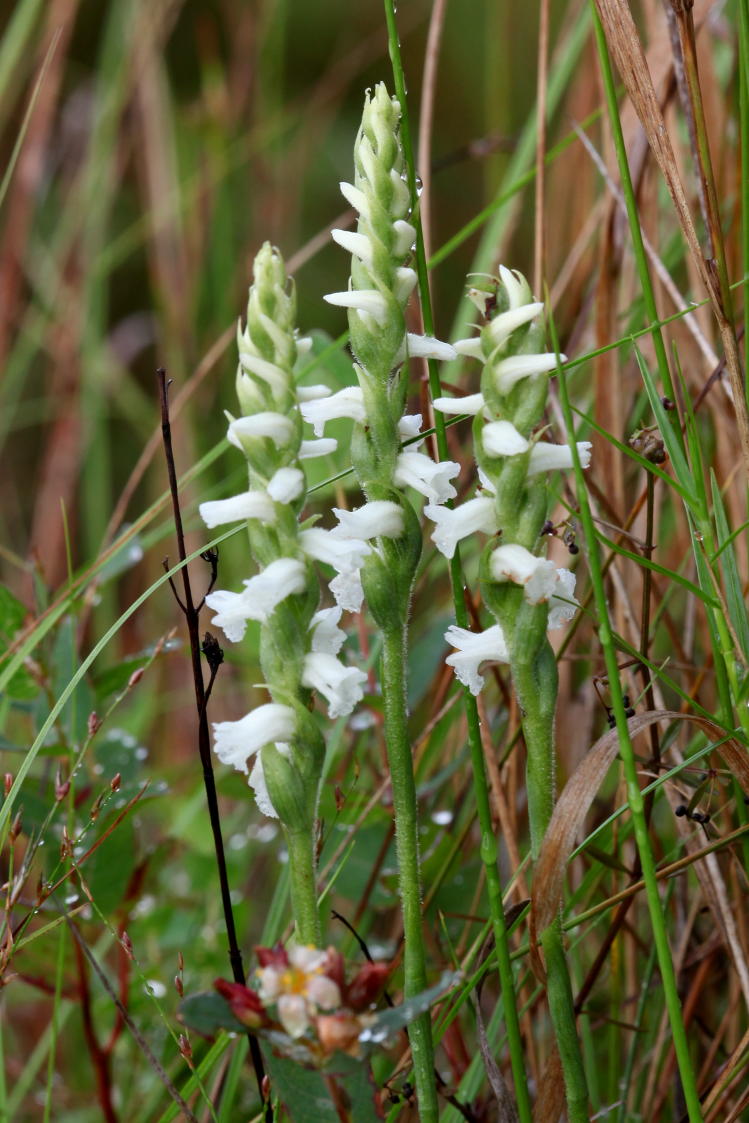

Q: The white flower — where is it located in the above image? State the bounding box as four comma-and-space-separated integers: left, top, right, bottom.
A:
499, 264, 533, 309
330, 567, 365, 613
432, 393, 485, 416
299, 438, 338, 459
398, 414, 423, 440
493, 353, 563, 395
425, 496, 498, 559
300, 527, 371, 571
548, 567, 579, 628
302, 651, 368, 718
237, 348, 288, 396
393, 450, 460, 503
212, 703, 296, 775
444, 624, 509, 695
300, 386, 366, 436
452, 337, 484, 360
324, 289, 388, 324
404, 330, 458, 361
394, 267, 418, 303
332, 500, 404, 540
485, 301, 544, 346
249, 744, 291, 818
482, 421, 530, 458
331, 228, 374, 269
296, 384, 332, 402
199, 489, 276, 528
205, 558, 307, 641
526, 441, 592, 476
489, 544, 559, 604
256, 945, 342, 1039
339, 179, 370, 220
267, 467, 305, 503
309, 606, 346, 655
228, 412, 296, 448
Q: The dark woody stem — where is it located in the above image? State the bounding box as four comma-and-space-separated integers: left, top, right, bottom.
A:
157, 369, 271, 1121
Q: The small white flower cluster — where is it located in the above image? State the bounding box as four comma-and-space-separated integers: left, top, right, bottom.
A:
427, 266, 591, 695
255, 944, 341, 1039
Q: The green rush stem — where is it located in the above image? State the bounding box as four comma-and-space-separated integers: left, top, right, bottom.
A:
551, 328, 705, 1122
381, 626, 438, 1123
285, 829, 321, 947
513, 645, 589, 1123
383, 5, 533, 1119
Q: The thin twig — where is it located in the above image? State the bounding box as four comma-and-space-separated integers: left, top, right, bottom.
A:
157, 369, 271, 1120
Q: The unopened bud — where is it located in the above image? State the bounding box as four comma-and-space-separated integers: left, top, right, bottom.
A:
10, 813, 22, 843
110, 773, 121, 792
128, 668, 144, 689
121, 931, 134, 959
88, 712, 102, 737
90, 792, 104, 821
262, 1075, 271, 1101
178, 1034, 193, 1064
4, 774, 13, 797
55, 770, 70, 802
174, 975, 184, 997
177, 951, 184, 972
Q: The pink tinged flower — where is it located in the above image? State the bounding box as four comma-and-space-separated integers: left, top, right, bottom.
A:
444, 624, 509, 695
199, 489, 276, 529
548, 567, 579, 629
332, 500, 404, 540
300, 386, 366, 436
481, 421, 530, 458
309, 606, 346, 655
331, 228, 374, 269
256, 944, 342, 1038
267, 466, 305, 503
323, 289, 388, 325
212, 703, 297, 775
302, 652, 367, 718
432, 393, 485, 416
228, 412, 295, 448
424, 496, 498, 559
526, 441, 592, 476
489, 544, 559, 604
393, 450, 460, 504
277, 994, 310, 1038
485, 301, 544, 346
248, 744, 291, 819
296, 384, 332, 402
299, 438, 338, 459
494, 354, 564, 395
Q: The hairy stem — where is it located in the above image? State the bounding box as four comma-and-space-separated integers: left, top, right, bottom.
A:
286, 829, 321, 946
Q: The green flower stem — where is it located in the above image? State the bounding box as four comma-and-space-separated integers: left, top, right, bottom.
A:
285, 828, 321, 946
511, 641, 588, 1123
381, 625, 438, 1123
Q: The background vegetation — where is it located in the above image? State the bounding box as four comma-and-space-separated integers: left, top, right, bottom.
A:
1, 0, 748, 1119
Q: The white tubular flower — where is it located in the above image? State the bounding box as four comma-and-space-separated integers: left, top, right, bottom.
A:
203, 588, 254, 642
309, 606, 346, 655
299, 438, 338, 459
267, 466, 305, 503
400, 333, 457, 362
212, 703, 297, 774
398, 414, 423, 440
432, 393, 485, 416
452, 337, 484, 361
444, 624, 509, 695
332, 500, 404, 540
494, 354, 563, 395
237, 349, 288, 397
331, 228, 374, 269
300, 386, 366, 436
205, 558, 307, 640
228, 412, 296, 448
526, 441, 592, 476
296, 384, 332, 402
199, 489, 276, 528
339, 179, 370, 220
489, 544, 559, 604
498, 264, 533, 310
485, 302, 544, 347
248, 744, 291, 818
393, 450, 460, 504
394, 266, 418, 303
548, 568, 579, 629
425, 496, 498, 559
323, 289, 388, 324
300, 527, 372, 571
482, 421, 530, 458
302, 651, 368, 718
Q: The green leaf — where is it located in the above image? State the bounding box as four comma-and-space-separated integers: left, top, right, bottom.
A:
357, 969, 460, 1055
178, 991, 247, 1037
